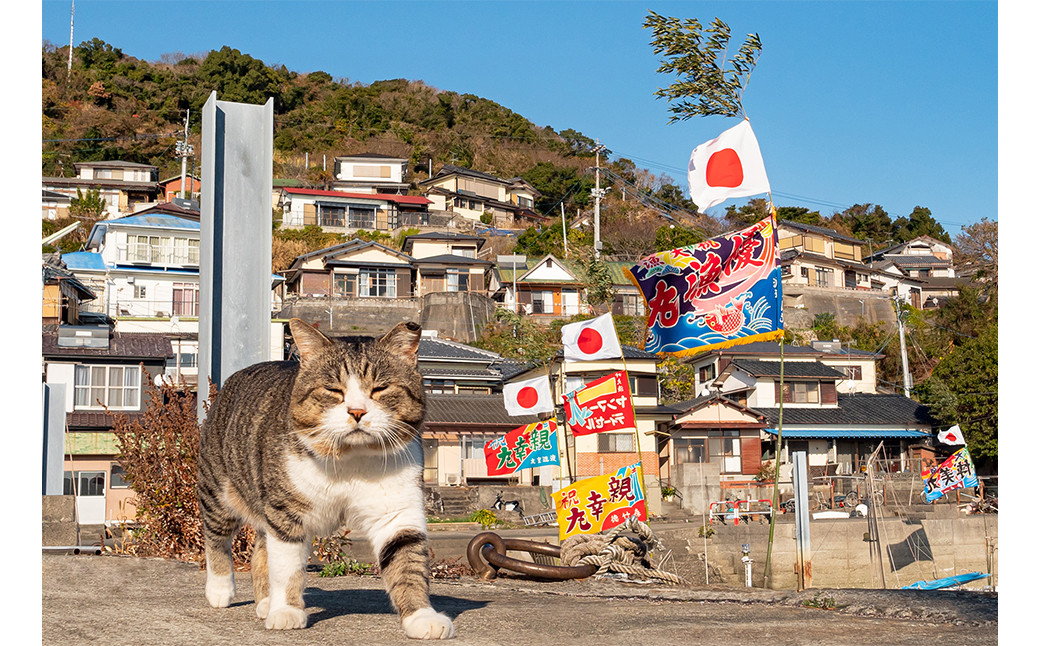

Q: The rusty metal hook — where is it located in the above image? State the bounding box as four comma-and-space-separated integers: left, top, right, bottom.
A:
466, 532, 598, 581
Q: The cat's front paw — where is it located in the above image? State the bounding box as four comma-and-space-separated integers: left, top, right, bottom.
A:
255, 597, 269, 619
402, 608, 455, 640
265, 606, 308, 630
204, 574, 235, 608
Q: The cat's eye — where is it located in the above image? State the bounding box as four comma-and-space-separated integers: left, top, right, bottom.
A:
371, 385, 390, 396
323, 386, 345, 398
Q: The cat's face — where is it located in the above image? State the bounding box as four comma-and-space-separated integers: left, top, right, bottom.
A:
287, 319, 425, 459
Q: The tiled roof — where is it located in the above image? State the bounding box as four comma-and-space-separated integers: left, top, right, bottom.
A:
335, 153, 406, 160
66, 410, 148, 430
42, 331, 173, 360
695, 341, 876, 359
428, 164, 507, 185
109, 213, 199, 230
43, 262, 96, 299
779, 220, 865, 245
758, 394, 939, 427
552, 345, 660, 361
425, 393, 539, 427
418, 337, 504, 362
882, 255, 951, 266
73, 160, 157, 169
728, 359, 845, 379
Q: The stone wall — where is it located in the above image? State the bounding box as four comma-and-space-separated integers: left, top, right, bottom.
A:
42, 495, 79, 546
656, 509, 997, 590
783, 288, 897, 330
420, 292, 497, 343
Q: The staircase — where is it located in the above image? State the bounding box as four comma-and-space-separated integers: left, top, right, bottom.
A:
431, 486, 479, 519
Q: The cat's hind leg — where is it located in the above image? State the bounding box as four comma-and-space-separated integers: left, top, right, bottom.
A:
262, 532, 310, 630
251, 531, 270, 619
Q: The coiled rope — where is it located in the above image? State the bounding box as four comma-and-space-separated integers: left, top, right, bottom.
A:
559, 516, 686, 585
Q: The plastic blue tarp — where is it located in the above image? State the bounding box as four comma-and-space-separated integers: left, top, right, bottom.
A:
901, 572, 989, 590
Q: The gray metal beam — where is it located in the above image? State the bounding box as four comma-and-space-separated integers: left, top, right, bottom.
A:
198, 92, 273, 421
791, 450, 812, 590
42, 384, 66, 495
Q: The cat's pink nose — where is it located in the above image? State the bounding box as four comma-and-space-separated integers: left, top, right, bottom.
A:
348, 408, 366, 420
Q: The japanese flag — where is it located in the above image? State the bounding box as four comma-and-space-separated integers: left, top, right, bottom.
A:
687, 119, 771, 212
938, 424, 966, 446
503, 374, 554, 417
561, 313, 623, 362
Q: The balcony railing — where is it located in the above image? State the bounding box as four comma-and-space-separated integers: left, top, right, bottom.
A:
82, 298, 200, 318
119, 244, 200, 267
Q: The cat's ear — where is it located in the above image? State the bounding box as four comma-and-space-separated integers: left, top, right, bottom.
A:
289, 318, 332, 365
379, 322, 422, 364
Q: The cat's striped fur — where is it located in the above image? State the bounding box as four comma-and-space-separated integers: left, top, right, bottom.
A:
197, 318, 454, 639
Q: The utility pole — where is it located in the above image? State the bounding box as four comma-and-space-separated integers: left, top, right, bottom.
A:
177, 110, 194, 199
560, 202, 568, 257
591, 141, 607, 259
894, 293, 913, 397
66, 1, 75, 82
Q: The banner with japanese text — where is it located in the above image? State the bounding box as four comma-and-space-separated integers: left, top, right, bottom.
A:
625, 215, 783, 357
552, 463, 647, 541
484, 419, 560, 476
562, 371, 635, 436
922, 448, 979, 503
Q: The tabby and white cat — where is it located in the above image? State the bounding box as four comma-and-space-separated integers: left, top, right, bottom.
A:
197, 318, 455, 639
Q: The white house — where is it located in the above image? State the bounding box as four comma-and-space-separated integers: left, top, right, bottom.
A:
330, 153, 410, 194
42, 160, 161, 218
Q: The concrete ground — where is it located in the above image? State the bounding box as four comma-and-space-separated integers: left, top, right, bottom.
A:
43, 550, 996, 646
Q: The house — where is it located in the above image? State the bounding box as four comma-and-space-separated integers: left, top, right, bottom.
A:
603, 260, 646, 317
401, 231, 492, 297
43, 256, 97, 326
419, 165, 546, 228
330, 153, 410, 194
42, 160, 160, 218
661, 340, 935, 512
495, 254, 586, 318
778, 220, 878, 291
160, 174, 201, 202
42, 325, 173, 526
865, 236, 961, 308
278, 187, 431, 233
282, 239, 415, 299
43, 189, 72, 221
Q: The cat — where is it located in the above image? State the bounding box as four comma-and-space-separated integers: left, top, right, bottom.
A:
197, 318, 455, 639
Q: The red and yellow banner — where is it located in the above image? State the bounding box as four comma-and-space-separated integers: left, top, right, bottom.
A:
552, 463, 647, 541
483, 419, 560, 476
562, 371, 635, 436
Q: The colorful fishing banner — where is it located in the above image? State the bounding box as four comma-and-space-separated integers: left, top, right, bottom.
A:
552, 463, 647, 541
625, 215, 783, 357
921, 448, 979, 503
484, 419, 560, 476
561, 371, 635, 436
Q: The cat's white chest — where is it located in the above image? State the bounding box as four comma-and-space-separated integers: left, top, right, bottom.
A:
285, 444, 424, 536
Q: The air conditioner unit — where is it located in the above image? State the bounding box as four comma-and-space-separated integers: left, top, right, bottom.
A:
445, 474, 460, 486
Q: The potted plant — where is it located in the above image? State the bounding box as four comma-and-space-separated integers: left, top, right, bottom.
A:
661, 485, 678, 503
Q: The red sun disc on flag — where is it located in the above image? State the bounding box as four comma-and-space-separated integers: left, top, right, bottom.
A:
516, 386, 539, 409
577, 328, 604, 354
705, 148, 744, 188
943, 432, 957, 442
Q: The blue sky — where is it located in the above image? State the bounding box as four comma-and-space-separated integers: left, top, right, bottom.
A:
39, 0, 998, 234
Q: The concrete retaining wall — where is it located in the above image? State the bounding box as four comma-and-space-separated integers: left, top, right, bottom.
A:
656, 512, 997, 590
42, 495, 78, 546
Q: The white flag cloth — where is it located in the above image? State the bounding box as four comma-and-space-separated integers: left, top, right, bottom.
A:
503, 374, 554, 416
560, 313, 623, 362
938, 424, 966, 446
687, 119, 771, 212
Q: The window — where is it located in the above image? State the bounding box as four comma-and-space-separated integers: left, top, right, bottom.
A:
74, 365, 141, 409
813, 267, 833, 287
464, 435, 497, 459
531, 291, 552, 314
347, 206, 377, 229
800, 267, 810, 278
353, 165, 392, 178
165, 352, 197, 370
172, 282, 199, 316
698, 364, 717, 384
628, 375, 658, 397
674, 438, 706, 464
598, 433, 635, 453
134, 284, 147, 300
64, 470, 105, 496
423, 379, 454, 394
318, 204, 346, 227
518, 196, 533, 208
833, 242, 858, 260
450, 246, 476, 259
110, 464, 129, 488
708, 431, 742, 473
843, 366, 863, 381
446, 269, 469, 292
333, 274, 356, 297
359, 268, 396, 298
777, 381, 820, 404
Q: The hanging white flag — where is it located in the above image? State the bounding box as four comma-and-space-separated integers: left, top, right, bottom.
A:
687, 119, 771, 212
938, 424, 966, 446
560, 313, 623, 362
503, 374, 554, 416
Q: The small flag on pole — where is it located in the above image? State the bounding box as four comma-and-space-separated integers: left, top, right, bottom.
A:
938, 424, 966, 446
552, 463, 647, 541
562, 371, 635, 436
922, 448, 978, 502
625, 215, 783, 357
687, 119, 771, 212
560, 313, 623, 362
484, 420, 560, 476
503, 374, 554, 417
